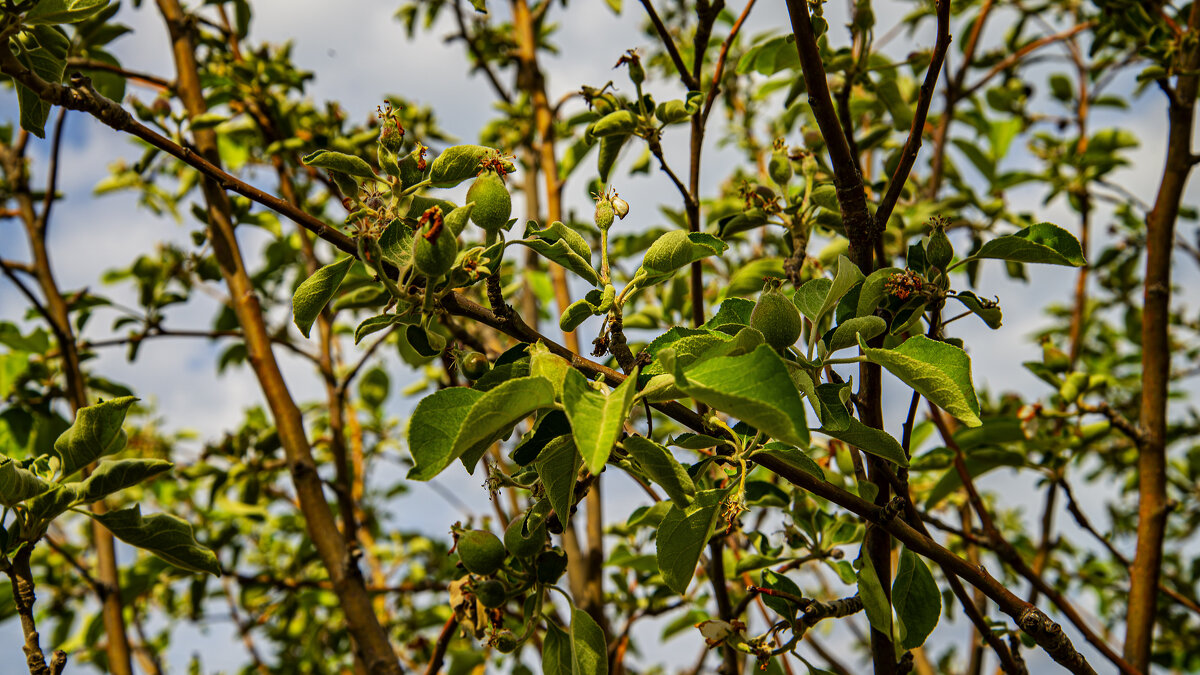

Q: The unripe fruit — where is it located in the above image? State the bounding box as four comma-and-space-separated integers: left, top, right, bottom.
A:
768, 150, 792, 186
412, 207, 458, 279
750, 281, 802, 350
379, 121, 403, 154
466, 172, 512, 234
459, 352, 491, 381
926, 222, 953, 270
492, 630, 519, 654
504, 517, 546, 559
457, 529, 506, 576
594, 199, 615, 230
474, 579, 506, 608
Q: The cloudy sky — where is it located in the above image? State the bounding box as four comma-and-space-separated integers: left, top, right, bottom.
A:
2, 0, 1198, 673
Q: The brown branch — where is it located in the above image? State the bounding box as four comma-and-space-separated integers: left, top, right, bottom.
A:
784, 0, 872, 267
1059, 478, 1200, 618
874, 0, 950, 230
0, 34, 1105, 673
150, 2, 402, 672
450, 0, 512, 104
7, 546, 51, 675
637, 0, 699, 91
959, 22, 1095, 100
36, 108, 67, 232
929, 406, 1138, 675
66, 57, 173, 90
700, 0, 757, 124
423, 616, 459, 675
512, 0, 578, 355
707, 537, 740, 673
0, 100, 134, 675
80, 326, 319, 363
1127, 5, 1200, 668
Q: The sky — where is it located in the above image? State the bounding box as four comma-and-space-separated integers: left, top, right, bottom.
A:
1, 0, 1198, 673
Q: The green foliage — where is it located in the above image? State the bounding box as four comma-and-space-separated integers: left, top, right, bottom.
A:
1, 0, 1194, 673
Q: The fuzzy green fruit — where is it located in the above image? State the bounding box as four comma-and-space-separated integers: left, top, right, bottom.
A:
474, 579, 506, 608
750, 284, 802, 350
412, 210, 458, 279
768, 150, 792, 186
594, 199, 615, 230
459, 351, 490, 381
926, 224, 953, 270
458, 529, 506, 576
492, 630, 519, 654
466, 172, 512, 233
504, 516, 546, 559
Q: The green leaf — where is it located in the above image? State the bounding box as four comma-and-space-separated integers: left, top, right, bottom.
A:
543, 621, 572, 675
813, 382, 852, 432
624, 436, 695, 508
589, 110, 637, 137
597, 133, 628, 183
77, 458, 172, 503
760, 568, 805, 619
54, 396, 136, 479
0, 456, 50, 507
818, 417, 908, 466
25, 0, 111, 24
529, 341, 572, 399
638, 231, 727, 285
514, 222, 599, 286
815, 256, 864, 323
570, 607, 608, 675
535, 436, 581, 525
856, 556, 892, 636
949, 291, 1002, 329
858, 335, 982, 428
92, 505, 220, 576
892, 548, 941, 650
825, 316, 887, 352
14, 25, 69, 137
656, 489, 725, 593
292, 256, 355, 338
857, 267, 903, 317
406, 378, 555, 480
25, 483, 80, 524
558, 288, 610, 331
793, 278, 832, 322
704, 297, 756, 333
641, 327, 730, 376
663, 344, 809, 447
563, 368, 639, 475
753, 443, 824, 480
967, 222, 1085, 267
354, 313, 405, 344
429, 144, 494, 187
300, 149, 377, 180
542, 606, 607, 675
